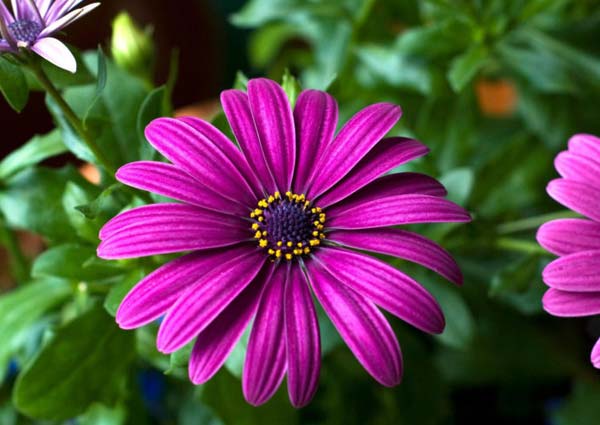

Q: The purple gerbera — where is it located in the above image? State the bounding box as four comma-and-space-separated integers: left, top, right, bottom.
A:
0, 0, 99, 72
538, 133, 600, 369
98, 78, 471, 407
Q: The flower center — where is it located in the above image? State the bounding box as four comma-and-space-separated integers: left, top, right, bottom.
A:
8, 20, 42, 44
250, 191, 326, 261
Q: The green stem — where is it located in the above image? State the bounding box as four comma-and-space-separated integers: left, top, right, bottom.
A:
497, 211, 580, 235
0, 217, 29, 283
27, 59, 116, 176
495, 237, 549, 255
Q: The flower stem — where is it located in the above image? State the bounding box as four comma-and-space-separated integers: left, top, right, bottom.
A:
26, 59, 116, 176
497, 211, 580, 235
495, 237, 549, 256
0, 215, 29, 283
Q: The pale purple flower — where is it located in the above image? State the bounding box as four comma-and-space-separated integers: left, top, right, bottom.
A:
537, 133, 600, 369
0, 0, 99, 73
98, 78, 471, 406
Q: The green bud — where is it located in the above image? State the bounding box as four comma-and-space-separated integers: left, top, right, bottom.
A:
111, 12, 154, 80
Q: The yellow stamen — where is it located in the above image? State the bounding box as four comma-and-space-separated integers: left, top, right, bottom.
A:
259, 239, 268, 248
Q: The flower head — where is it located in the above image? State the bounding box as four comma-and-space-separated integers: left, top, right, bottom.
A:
537, 133, 600, 369
0, 0, 100, 72
98, 78, 471, 407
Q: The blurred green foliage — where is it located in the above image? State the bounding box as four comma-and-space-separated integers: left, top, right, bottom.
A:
0, 0, 600, 424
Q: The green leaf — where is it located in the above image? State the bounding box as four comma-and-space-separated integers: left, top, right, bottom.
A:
281, 69, 302, 108
0, 279, 71, 382
82, 46, 108, 128
439, 167, 474, 205
62, 182, 101, 243
552, 381, 600, 425
137, 86, 168, 160
224, 326, 250, 378
13, 304, 135, 421
448, 45, 488, 92
167, 342, 194, 374
104, 269, 146, 316
0, 56, 29, 112
0, 129, 66, 180
25, 47, 94, 90
78, 403, 126, 425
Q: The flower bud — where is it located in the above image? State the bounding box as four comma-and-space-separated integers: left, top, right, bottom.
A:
111, 12, 154, 79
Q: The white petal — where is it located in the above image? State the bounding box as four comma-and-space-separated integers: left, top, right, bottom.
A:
32, 37, 77, 73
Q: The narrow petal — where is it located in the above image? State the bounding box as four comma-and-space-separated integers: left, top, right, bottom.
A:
317, 137, 429, 207
306, 260, 402, 386
537, 219, 600, 256
0, 1, 14, 26
292, 90, 338, 194
314, 248, 445, 333
221, 89, 276, 193
327, 173, 447, 216
116, 246, 250, 329
144, 118, 257, 206
157, 250, 265, 353
592, 338, 600, 369
189, 264, 274, 384
542, 250, 600, 292
247, 78, 296, 192
36, 0, 52, 17
307, 103, 402, 199
0, 40, 12, 51
555, 151, 600, 187
39, 3, 99, 37
329, 228, 462, 285
243, 265, 287, 406
328, 194, 471, 230
116, 161, 248, 216
177, 116, 263, 199
285, 266, 321, 407
568, 133, 600, 161
14, 0, 42, 23
44, 0, 83, 22
547, 179, 600, 222
542, 288, 600, 317
32, 37, 77, 73
0, 12, 15, 48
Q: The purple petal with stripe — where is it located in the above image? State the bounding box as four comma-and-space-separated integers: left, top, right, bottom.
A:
243, 265, 287, 406
307, 103, 402, 199
542, 288, 600, 317
547, 179, 600, 222
32, 38, 76, 73
116, 161, 248, 216
177, 116, 263, 199
327, 173, 447, 216
14, 0, 41, 23
555, 151, 600, 186
292, 90, 338, 194
44, 0, 83, 22
329, 228, 462, 285
189, 264, 274, 385
537, 219, 600, 256
221, 89, 276, 194
0, 40, 11, 52
36, 0, 52, 17
285, 265, 321, 407
247, 78, 296, 192
306, 260, 402, 386
39, 2, 99, 37
592, 338, 600, 369
116, 246, 250, 329
317, 137, 429, 207
157, 250, 265, 353
314, 248, 445, 333
328, 194, 471, 229
145, 118, 256, 206
568, 133, 600, 160
542, 250, 600, 292
0, 1, 14, 26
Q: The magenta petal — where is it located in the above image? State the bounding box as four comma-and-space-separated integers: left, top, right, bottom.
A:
243, 265, 288, 406
116, 161, 248, 216
317, 137, 429, 207
547, 179, 600, 222
306, 260, 402, 386
145, 118, 256, 206
327, 173, 447, 216
537, 219, 600, 256
555, 151, 600, 186
568, 133, 600, 160
307, 103, 402, 199
292, 90, 338, 194
189, 265, 273, 385
314, 248, 445, 333
328, 194, 471, 229
221, 89, 276, 194
542, 288, 600, 317
285, 266, 321, 408
542, 250, 600, 292
157, 250, 265, 353
592, 338, 600, 369
116, 246, 250, 329
177, 116, 263, 199
329, 228, 462, 285
247, 78, 296, 192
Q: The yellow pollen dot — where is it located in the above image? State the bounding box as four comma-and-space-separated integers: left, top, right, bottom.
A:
319, 233, 326, 239
313, 220, 320, 226
252, 223, 259, 230
258, 199, 268, 208
259, 239, 268, 247
287, 241, 293, 247
304, 201, 310, 207
285, 253, 293, 260
304, 247, 311, 254
316, 207, 322, 212
254, 208, 263, 216
317, 224, 324, 230
268, 196, 275, 203
312, 231, 319, 237
277, 241, 283, 247
268, 249, 275, 255
254, 231, 262, 239
293, 249, 302, 255
297, 242, 303, 247
275, 250, 282, 258
285, 191, 292, 198
258, 216, 264, 222
309, 239, 320, 246
274, 191, 280, 199
311, 208, 317, 213
250, 212, 255, 218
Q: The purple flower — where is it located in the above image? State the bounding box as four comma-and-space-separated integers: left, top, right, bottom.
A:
537, 133, 600, 369
0, 0, 99, 73
98, 78, 471, 407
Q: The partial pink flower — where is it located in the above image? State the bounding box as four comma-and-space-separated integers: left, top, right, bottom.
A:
0, 0, 100, 72
98, 78, 471, 407
537, 133, 600, 369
